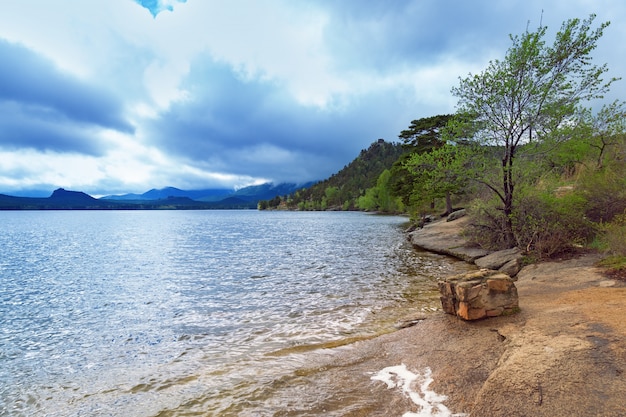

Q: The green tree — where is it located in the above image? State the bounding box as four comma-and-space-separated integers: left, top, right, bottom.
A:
357, 169, 404, 213
451, 14, 618, 247
580, 101, 626, 170
404, 139, 474, 215
398, 114, 454, 151
548, 100, 626, 174
391, 114, 454, 208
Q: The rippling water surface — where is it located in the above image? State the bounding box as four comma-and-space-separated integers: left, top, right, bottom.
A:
0, 210, 471, 416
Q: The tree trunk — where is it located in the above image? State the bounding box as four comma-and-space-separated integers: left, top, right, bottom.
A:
445, 191, 453, 216
502, 151, 516, 248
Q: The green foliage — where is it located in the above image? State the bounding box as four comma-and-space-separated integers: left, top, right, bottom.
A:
389, 114, 457, 212
356, 169, 404, 213
403, 139, 474, 214
548, 102, 626, 173
451, 14, 617, 247
578, 163, 626, 223
466, 185, 595, 258
599, 213, 626, 256
513, 188, 594, 258
464, 197, 511, 250
398, 114, 454, 151
596, 214, 626, 280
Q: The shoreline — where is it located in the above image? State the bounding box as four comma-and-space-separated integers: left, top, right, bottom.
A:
280, 216, 626, 416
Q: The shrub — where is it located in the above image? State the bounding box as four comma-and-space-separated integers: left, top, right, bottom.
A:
465, 198, 512, 251
578, 165, 626, 223
600, 213, 626, 256
465, 188, 595, 258
512, 190, 594, 258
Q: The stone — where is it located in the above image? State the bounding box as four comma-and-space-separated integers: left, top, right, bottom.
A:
409, 216, 491, 262
475, 247, 522, 270
446, 209, 466, 222
438, 269, 519, 321
499, 258, 521, 278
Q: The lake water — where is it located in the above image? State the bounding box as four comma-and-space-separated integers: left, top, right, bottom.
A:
0, 210, 471, 416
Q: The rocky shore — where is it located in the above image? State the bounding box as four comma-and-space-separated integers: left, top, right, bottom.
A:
273, 215, 626, 416
402, 215, 626, 416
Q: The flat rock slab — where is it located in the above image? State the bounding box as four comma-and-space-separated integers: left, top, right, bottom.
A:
409, 217, 490, 262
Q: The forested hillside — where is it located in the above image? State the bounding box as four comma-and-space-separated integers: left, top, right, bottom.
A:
258, 139, 405, 211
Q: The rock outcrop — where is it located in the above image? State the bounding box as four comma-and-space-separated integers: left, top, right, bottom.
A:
438, 269, 519, 320
408, 216, 490, 262
409, 217, 525, 278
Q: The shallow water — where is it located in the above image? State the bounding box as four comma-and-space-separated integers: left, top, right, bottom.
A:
0, 210, 471, 416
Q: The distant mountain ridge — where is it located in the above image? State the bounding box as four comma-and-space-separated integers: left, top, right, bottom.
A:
102, 182, 315, 203
102, 187, 233, 201
0, 182, 315, 210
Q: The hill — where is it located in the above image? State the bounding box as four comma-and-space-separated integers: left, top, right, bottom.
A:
0, 188, 125, 210
260, 139, 405, 210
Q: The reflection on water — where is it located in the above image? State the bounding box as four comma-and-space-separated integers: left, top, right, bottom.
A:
0, 210, 472, 416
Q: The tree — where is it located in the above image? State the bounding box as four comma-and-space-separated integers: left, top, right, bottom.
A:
398, 114, 454, 151
581, 100, 626, 169
357, 169, 404, 213
391, 114, 454, 208
548, 100, 626, 173
404, 139, 474, 215
451, 14, 618, 247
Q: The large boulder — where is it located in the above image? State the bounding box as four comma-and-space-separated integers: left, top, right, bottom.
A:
438, 269, 519, 321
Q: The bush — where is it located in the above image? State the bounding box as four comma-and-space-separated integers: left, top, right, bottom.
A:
578, 165, 626, 223
600, 213, 626, 256
465, 189, 594, 258
512, 191, 594, 258
465, 198, 512, 251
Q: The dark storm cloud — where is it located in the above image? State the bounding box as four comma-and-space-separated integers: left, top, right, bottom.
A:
145, 57, 409, 182
0, 40, 133, 154
0, 101, 105, 155
318, 0, 603, 74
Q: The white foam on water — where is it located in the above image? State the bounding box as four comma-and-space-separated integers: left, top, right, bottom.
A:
371, 364, 467, 417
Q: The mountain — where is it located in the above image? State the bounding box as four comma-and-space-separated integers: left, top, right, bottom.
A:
263, 139, 404, 210
48, 188, 101, 205
103, 183, 314, 204
0, 188, 124, 209
102, 187, 232, 201
0, 182, 315, 210
226, 182, 316, 202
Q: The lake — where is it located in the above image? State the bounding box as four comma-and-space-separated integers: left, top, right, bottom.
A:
0, 210, 471, 416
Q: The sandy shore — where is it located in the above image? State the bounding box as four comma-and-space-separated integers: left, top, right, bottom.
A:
266, 217, 626, 416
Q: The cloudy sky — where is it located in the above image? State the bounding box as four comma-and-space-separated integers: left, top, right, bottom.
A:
1, 0, 625, 196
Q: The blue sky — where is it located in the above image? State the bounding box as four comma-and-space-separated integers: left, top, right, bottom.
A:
1, 0, 625, 196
